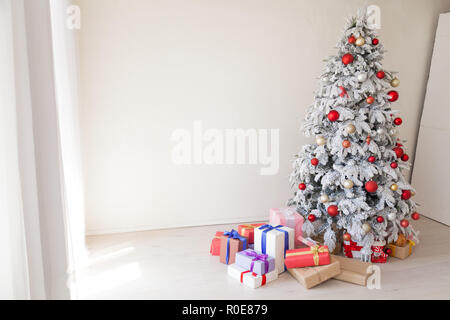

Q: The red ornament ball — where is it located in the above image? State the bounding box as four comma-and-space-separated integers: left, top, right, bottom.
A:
393, 147, 404, 158
298, 183, 306, 191
411, 212, 420, 220
327, 110, 340, 122
400, 219, 410, 228
391, 162, 398, 169
396, 143, 403, 147
342, 140, 351, 148
368, 156, 376, 163
401, 190, 412, 200
348, 35, 356, 44
376, 216, 385, 223
388, 90, 399, 102
311, 158, 319, 166
376, 71, 385, 79
385, 248, 392, 255
394, 117, 403, 126
365, 180, 378, 193
327, 205, 339, 217
342, 53, 354, 65
366, 96, 375, 104
343, 233, 352, 241
401, 154, 409, 162
372, 38, 379, 45
308, 214, 316, 222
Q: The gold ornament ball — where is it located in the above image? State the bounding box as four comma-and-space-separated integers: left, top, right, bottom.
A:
390, 184, 398, 191
346, 124, 356, 134
343, 180, 354, 189
391, 78, 400, 87
316, 136, 326, 146
355, 36, 365, 46
319, 194, 329, 203
362, 223, 372, 233
411, 191, 416, 196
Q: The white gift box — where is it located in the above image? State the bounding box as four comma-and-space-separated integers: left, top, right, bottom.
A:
227, 264, 278, 289
254, 224, 294, 274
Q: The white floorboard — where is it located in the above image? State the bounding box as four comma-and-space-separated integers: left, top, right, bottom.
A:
77, 216, 450, 299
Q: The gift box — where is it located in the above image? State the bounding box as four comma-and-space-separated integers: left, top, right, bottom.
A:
371, 241, 388, 263
287, 256, 341, 289
254, 224, 294, 274
343, 238, 388, 263
219, 230, 248, 265
332, 255, 373, 286
269, 207, 304, 247
388, 240, 415, 260
228, 264, 278, 289
210, 231, 224, 256
285, 245, 330, 269
235, 249, 275, 276
237, 223, 265, 244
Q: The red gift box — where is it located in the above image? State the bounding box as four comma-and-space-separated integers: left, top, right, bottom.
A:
371, 242, 388, 263
284, 245, 330, 269
343, 238, 388, 263
238, 223, 265, 244
210, 231, 224, 256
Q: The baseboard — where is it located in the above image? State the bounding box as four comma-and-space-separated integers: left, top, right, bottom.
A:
86, 216, 269, 236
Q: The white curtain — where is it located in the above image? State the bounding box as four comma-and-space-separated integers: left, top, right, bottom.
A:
0, 0, 86, 299
0, 0, 30, 300
49, 0, 87, 296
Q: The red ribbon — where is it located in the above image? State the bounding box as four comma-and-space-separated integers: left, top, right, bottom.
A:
343, 240, 362, 258
240, 270, 251, 283
240, 271, 267, 286
259, 273, 267, 286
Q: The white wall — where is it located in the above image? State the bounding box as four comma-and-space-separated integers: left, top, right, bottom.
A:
76, 0, 450, 235
412, 13, 450, 225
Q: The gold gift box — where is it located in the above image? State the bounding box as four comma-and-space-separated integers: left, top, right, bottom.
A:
388, 240, 415, 260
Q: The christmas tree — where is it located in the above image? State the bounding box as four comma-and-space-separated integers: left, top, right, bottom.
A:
288, 9, 420, 260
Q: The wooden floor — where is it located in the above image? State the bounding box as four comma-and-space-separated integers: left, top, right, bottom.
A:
77, 216, 450, 299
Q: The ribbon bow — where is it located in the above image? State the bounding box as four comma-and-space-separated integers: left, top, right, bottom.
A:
244, 250, 269, 274
309, 245, 328, 266
224, 229, 248, 264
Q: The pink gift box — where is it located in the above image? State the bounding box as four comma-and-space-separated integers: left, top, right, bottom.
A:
269, 207, 304, 247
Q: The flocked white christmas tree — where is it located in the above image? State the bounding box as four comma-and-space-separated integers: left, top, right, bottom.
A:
288, 9, 420, 259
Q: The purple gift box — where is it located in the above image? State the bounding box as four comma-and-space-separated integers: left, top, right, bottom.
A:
235, 249, 275, 276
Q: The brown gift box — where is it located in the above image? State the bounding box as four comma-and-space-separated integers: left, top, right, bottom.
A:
332, 255, 373, 286
287, 256, 340, 289
219, 234, 248, 265
388, 240, 415, 260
